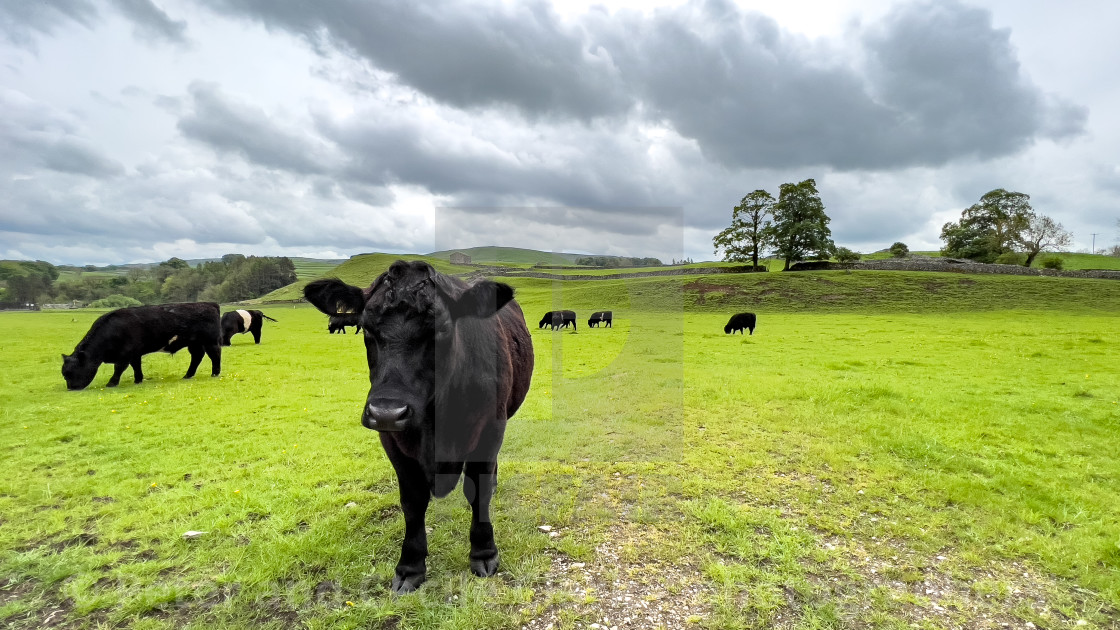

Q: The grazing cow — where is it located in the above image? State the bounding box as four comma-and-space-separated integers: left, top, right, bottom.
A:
724, 312, 757, 335
541, 310, 576, 331
587, 311, 613, 328
328, 313, 362, 334
538, 311, 556, 329
304, 260, 534, 594
61, 302, 222, 390
221, 309, 277, 345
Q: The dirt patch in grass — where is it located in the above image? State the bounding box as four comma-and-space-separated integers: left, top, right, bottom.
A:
523, 522, 713, 629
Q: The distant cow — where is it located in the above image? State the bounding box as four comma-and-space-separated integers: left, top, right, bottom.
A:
221, 309, 277, 345
328, 313, 361, 334
724, 312, 757, 335
540, 310, 576, 331
62, 302, 222, 390
304, 260, 534, 594
587, 311, 612, 328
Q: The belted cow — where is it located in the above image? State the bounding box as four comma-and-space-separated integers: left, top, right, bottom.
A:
587, 311, 612, 328
220, 309, 277, 345
303, 261, 534, 593
61, 302, 222, 390
540, 310, 576, 330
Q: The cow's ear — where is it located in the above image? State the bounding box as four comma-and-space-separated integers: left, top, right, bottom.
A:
448, 280, 514, 319
303, 278, 366, 316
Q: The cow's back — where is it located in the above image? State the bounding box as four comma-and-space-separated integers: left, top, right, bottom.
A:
80, 303, 221, 362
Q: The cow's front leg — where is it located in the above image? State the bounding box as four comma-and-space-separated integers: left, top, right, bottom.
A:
131, 359, 144, 384
107, 362, 128, 387
463, 460, 500, 577
184, 346, 204, 378
388, 453, 430, 594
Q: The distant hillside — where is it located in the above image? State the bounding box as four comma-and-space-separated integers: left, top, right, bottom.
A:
288, 258, 348, 280
254, 253, 475, 302
427, 246, 585, 265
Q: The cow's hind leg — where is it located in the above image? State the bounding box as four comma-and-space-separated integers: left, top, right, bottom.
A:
184, 346, 205, 378
463, 460, 500, 578
107, 362, 128, 387
131, 358, 144, 384
251, 323, 262, 344
205, 344, 221, 376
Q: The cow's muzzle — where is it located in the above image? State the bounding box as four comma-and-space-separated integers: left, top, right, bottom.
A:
363, 400, 411, 432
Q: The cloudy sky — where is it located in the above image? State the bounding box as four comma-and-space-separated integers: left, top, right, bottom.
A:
2, 0, 1118, 265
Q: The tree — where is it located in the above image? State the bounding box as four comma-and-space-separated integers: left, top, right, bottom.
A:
713, 190, 774, 267
835, 247, 860, 263
1015, 214, 1072, 267
940, 189, 1032, 262
889, 242, 909, 258
6, 272, 51, 304
767, 179, 834, 271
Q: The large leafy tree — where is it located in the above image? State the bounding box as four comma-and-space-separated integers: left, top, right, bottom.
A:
941, 189, 1033, 262
767, 178, 834, 271
1016, 214, 1071, 267
712, 190, 774, 267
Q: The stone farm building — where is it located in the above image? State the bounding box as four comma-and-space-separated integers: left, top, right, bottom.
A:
450, 252, 471, 264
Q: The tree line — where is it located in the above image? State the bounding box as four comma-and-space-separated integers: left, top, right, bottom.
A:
713, 181, 1077, 269
0, 255, 296, 307
575, 256, 664, 268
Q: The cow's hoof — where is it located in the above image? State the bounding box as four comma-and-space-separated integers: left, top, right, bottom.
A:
390, 573, 425, 595
106, 381, 119, 388
470, 554, 500, 578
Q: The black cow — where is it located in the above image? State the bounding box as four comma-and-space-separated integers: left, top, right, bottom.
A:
724, 312, 757, 335
328, 313, 362, 334
304, 260, 534, 594
538, 311, 556, 329
221, 309, 277, 345
587, 311, 613, 328
62, 302, 222, 390
540, 310, 576, 331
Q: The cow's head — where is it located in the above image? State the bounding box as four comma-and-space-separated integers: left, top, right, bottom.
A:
304, 261, 514, 433
61, 351, 98, 390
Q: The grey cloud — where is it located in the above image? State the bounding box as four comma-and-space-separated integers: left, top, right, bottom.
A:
40, 137, 125, 177
203, 0, 1086, 171
177, 82, 336, 174
861, 1, 1087, 161
202, 0, 628, 119
313, 103, 705, 215
0, 0, 98, 48
0, 89, 124, 177
109, 0, 187, 45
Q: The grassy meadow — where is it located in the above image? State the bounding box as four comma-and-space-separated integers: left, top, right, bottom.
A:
1, 269, 1119, 629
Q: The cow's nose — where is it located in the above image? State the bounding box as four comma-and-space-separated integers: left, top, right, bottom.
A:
364, 401, 411, 431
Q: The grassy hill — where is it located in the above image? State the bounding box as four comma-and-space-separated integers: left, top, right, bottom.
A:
289, 257, 347, 280
859, 250, 1120, 270
499, 269, 1120, 315
427, 246, 584, 265
254, 253, 476, 302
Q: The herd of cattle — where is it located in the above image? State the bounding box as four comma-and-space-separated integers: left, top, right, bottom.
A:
58, 260, 757, 593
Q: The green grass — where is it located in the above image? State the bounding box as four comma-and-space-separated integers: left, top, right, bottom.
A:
2, 271, 1119, 628
1048, 253, 1120, 271
859, 250, 1120, 270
